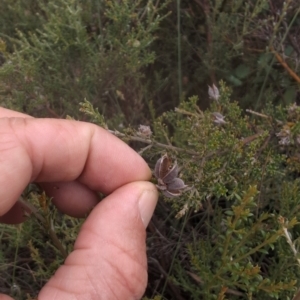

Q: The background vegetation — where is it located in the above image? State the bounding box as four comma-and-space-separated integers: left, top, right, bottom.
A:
1, 0, 300, 299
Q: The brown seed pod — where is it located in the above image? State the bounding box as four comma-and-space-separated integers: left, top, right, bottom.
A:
154, 154, 189, 198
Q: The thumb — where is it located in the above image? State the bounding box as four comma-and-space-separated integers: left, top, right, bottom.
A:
37, 181, 158, 300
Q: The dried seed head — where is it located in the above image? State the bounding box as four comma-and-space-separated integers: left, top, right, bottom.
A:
154, 154, 172, 179
276, 125, 291, 145
212, 112, 226, 125
162, 163, 179, 184
154, 154, 191, 198
137, 125, 152, 138
167, 178, 188, 191
208, 84, 220, 101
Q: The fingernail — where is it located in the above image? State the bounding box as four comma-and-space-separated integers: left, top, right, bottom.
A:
138, 187, 158, 227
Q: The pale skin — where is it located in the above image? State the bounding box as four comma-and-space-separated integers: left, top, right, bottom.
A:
0, 107, 158, 300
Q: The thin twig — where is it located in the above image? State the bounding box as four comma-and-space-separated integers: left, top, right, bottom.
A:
246, 109, 271, 119
246, 109, 283, 125
186, 271, 245, 297
19, 197, 68, 259
108, 129, 199, 155
108, 128, 270, 161
138, 144, 152, 155
175, 107, 201, 117
271, 46, 300, 84
280, 218, 300, 267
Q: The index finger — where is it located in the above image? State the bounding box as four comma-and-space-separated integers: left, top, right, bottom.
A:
0, 116, 151, 215
0, 107, 33, 118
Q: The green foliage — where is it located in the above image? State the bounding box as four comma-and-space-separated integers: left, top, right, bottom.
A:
1, 0, 300, 299
1, 0, 300, 117
173, 187, 297, 299
1, 0, 299, 121
0, 191, 82, 299
0, 0, 169, 122
149, 0, 300, 110
81, 80, 300, 299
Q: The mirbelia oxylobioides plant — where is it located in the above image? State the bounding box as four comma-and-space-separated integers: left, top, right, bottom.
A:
80, 81, 300, 299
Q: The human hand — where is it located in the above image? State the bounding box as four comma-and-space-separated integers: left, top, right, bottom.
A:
0, 107, 158, 300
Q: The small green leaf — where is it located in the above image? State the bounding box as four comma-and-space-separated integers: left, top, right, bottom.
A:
234, 64, 251, 79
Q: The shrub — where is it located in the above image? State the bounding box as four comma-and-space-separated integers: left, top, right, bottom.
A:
81, 81, 300, 299
0, 0, 169, 123
1, 0, 300, 299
